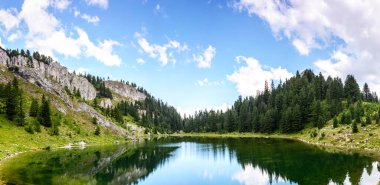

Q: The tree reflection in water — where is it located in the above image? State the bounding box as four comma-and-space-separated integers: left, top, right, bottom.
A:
1, 137, 379, 185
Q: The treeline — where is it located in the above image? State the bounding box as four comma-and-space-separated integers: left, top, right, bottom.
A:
0, 77, 58, 135
94, 94, 183, 133
183, 70, 378, 133
83, 74, 149, 99
3, 47, 53, 66
139, 95, 182, 133
83, 74, 113, 99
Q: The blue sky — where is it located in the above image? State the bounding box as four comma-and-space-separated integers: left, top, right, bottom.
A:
1, 0, 379, 115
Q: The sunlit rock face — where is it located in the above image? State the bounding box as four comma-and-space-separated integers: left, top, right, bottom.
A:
104, 81, 146, 102
100, 98, 113, 108
0, 47, 96, 101
0, 47, 126, 135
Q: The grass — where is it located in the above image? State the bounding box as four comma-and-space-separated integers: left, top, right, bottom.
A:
0, 115, 124, 161
168, 120, 380, 159
0, 67, 128, 161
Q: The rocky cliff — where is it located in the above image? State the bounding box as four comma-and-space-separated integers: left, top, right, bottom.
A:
0, 47, 96, 101
0, 47, 126, 135
105, 81, 146, 102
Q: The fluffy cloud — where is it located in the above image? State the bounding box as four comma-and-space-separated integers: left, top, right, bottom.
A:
81, 14, 100, 24
0, 0, 121, 66
0, 37, 4, 48
73, 9, 100, 24
0, 8, 20, 31
135, 32, 188, 66
227, 56, 293, 97
196, 78, 224, 87
232, 164, 286, 185
84, 0, 108, 9
193, 45, 216, 68
136, 58, 145, 64
51, 0, 71, 10
233, 0, 380, 93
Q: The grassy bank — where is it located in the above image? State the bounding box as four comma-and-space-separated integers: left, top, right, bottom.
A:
167, 121, 380, 159
0, 115, 125, 161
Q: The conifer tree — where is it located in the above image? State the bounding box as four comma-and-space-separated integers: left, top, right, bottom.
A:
5, 78, 19, 121
365, 115, 371, 126
95, 125, 101, 135
16, 91, 25, 126
39, 95, 52, 127
333, 116, 338, 128
29, 98, 39, 117
352, 120, 358, 133
344, 75, 361, 103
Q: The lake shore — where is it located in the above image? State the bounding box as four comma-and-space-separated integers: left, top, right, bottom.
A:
165, 130, 380, 160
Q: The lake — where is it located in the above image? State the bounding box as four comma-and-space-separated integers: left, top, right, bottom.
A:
1, 137, 379, 185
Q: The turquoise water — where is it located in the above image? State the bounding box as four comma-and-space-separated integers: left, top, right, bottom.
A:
1, 137, 379, 185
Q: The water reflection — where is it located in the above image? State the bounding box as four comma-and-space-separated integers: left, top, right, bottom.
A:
1, 137, 379, 185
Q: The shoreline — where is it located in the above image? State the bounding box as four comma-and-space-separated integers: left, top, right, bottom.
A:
165, 132, 380, 160
2, 132, 380, 165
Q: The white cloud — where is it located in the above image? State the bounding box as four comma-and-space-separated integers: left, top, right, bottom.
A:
232, 164, 286, 185
136, 58, 145, 64
193, 45, 216, 68
155, 4, 161, 11
7, 31, 21, 42
0, 37, 4, 48
196, 78, 224, 87
206, 103, 230, 112
81, 14, 100, 24
227, 56, 293, 97
135, 32, 188, 66
0, 0, 121, 66
233, 0, 380, 93
76, 28, 122, 66
0, 8, 20, 31
51, 0, 71, 10
73, 10, 100, 25
84, 0, 108, 9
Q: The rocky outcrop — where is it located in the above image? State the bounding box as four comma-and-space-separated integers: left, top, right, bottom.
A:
0, 47, 96, 101
0, 47, 126, 136
100, 98, 113, 108
78, 102, 126, 135
105, 81, 146, 102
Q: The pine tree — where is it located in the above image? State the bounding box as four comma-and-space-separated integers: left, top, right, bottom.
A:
29, 98, 39, 117
95, 125, 100, 135
39, 95, 52, 127
5, 78, 19, 121
352, 120, 358, 133
92, 117, 98, 125
363, 83, 370, 101
344, 75, 361, 103
16, 91, 25, 126
365, 115, 371, 126
333, 116, 338, 128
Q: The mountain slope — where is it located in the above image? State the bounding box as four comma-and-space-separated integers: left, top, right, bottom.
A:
0, 47, 149, 159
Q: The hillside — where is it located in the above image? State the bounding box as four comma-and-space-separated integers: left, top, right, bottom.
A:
0, 47, 150, 160
182, 70, 380, 152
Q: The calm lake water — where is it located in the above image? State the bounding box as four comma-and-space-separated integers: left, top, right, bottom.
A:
1, 137, 380, 185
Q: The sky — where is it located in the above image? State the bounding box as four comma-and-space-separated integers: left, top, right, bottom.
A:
0, 0, 380, 116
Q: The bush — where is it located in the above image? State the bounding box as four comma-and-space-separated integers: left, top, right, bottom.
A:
24, 124, 34, 134
50, 122, 59, 136
310, 130, 318, 138
333, 117, 338, 128
352, 121, 358, 133
95, 125, 100, 135
34, 121, 41, 132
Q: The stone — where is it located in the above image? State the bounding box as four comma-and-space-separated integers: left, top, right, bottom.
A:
104, 81, 146, 102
